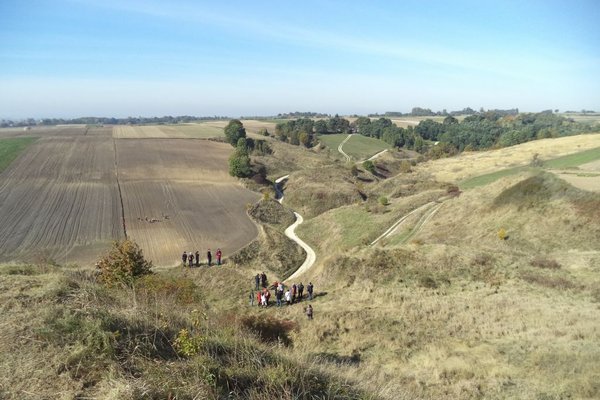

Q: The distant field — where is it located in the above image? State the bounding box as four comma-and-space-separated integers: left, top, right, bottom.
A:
113, 123, 225, 139
0, 127, 259, 266
421, 133, 600, 184
543, 146, 600, 169
342, 134, 390, 160
0, 137, 37, 173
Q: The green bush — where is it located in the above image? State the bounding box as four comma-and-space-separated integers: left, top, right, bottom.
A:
97, 240, 153, 286
378, 196, 389, 206
363, 160, 376, 174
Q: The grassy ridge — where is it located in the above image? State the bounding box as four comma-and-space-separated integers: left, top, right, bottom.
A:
543, 146, 600, 168
0, 137, 37, 173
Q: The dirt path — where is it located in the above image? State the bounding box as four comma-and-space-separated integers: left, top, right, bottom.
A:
370, 200, 445, 246
274, 175, 317, 281
338, 134, 353, 162
366, 149, 388, 161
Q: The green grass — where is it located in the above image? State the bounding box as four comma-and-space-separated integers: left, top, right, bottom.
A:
317, 134, 347, 159
460, 147, 600, 189
342, 135, 391, 160
543, 146, 600, 169
317, 134, 390, 161
459, 166, 530, 189
0, 137, 37, 173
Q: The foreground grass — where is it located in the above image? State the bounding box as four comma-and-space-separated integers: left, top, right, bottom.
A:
0, 264, 372, 400
0, 137, 37, 173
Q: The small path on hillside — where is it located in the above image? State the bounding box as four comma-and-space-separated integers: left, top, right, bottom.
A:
338, 134, 353, 162
366, 149, 388, 161
370, 200, 445, 246
274, 175, 317, 281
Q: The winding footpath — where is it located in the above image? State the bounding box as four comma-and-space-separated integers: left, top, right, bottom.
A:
338, 134, 353, 162
274, 175, 317, 282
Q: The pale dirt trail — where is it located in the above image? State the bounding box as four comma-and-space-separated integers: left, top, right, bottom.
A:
338, 134, 353, 162
274, 175, 317, 282
370, 200, 445, 246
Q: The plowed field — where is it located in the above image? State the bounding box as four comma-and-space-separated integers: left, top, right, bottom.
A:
0, 127, 259, 266
116, 139, 259, 265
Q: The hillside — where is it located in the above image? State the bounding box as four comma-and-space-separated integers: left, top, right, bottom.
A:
1, 132, 600, 399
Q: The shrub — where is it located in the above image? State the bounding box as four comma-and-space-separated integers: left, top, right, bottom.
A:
97, 240, 153, 286
530, 257, 561, 269
378, 196, 389, 206
362, 160, 376, 174
350, 164, 359, 177
136, 275, 201, 305
399, 160, 412, 173
419, 276, 438, 289
173, 328, 203, 357
497, 228, 508, 240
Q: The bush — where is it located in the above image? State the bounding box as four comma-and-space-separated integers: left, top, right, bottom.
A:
497, 228, 508, 240
378, 196, 389, 206
399, 160, 412, 173
173, 328, 204, 357
362, 160, 376, 174
97, 240, 153, 286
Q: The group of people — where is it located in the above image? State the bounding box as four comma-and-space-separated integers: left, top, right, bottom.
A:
252, 272, 314, 319
181, 248, 222, 267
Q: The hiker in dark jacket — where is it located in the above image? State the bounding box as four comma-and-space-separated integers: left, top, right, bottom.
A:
291, 284, 297, 304
182, 251, 188, 266
260, 272, 267, 288
306, 304, 313, 320
207, 249, 212, 266
188, 251, 193, 267
307, 282, 314, 300
255, 274, 260, 290
195, 251, 200, 267
297, 282, 304, 301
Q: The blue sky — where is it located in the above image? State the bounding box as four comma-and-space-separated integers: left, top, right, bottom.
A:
0, 0, 598, 118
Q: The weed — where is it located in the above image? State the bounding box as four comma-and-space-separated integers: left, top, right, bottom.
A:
530, 257, 561, 269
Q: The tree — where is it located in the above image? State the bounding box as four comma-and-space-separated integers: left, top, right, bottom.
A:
97, 240, 153, 286
314, 119, 328, 134
298, 131, 310, 147
224, 119, 246, 146
229, 139, 252, 177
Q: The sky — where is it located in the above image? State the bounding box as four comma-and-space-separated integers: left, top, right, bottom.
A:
0, 0, 599, 118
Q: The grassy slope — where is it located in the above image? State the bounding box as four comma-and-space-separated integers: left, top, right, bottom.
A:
0, 137, 37, 173
317, 134, 391, 161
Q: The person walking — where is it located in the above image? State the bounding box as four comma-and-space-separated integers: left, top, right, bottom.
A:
285, 289, 292, 306
276, 288, 283, 307
195, 251, 200, 267
307, 282, 314, 300
188, 251, 193, 267
256, 291, 262, 307
216, 248, 222, 266
249, 290, 254, 306
207, 249, 212, 266
291, 283, 297, 304
297, 282, 304, 301
305, 304, 313, 320
255, 274, 260, 291
181, 251, 188, 266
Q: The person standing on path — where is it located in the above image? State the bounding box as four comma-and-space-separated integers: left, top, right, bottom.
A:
188, 251, 193, 267
307, 282, 314, 300
195, 251, 200, 267
182, 251, 187, 266
249, 290, 254, 306
291, 283, 297, 304
207, 249, 212, 266
276, 288, 283, 307
297, 282, 304, 301
285, 289, 292, 306
216, 248, 222, 265
255, 274, 260, 291
306, 304, 313, 320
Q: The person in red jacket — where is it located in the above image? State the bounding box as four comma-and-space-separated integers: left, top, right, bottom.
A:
216, 248, 222, 265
